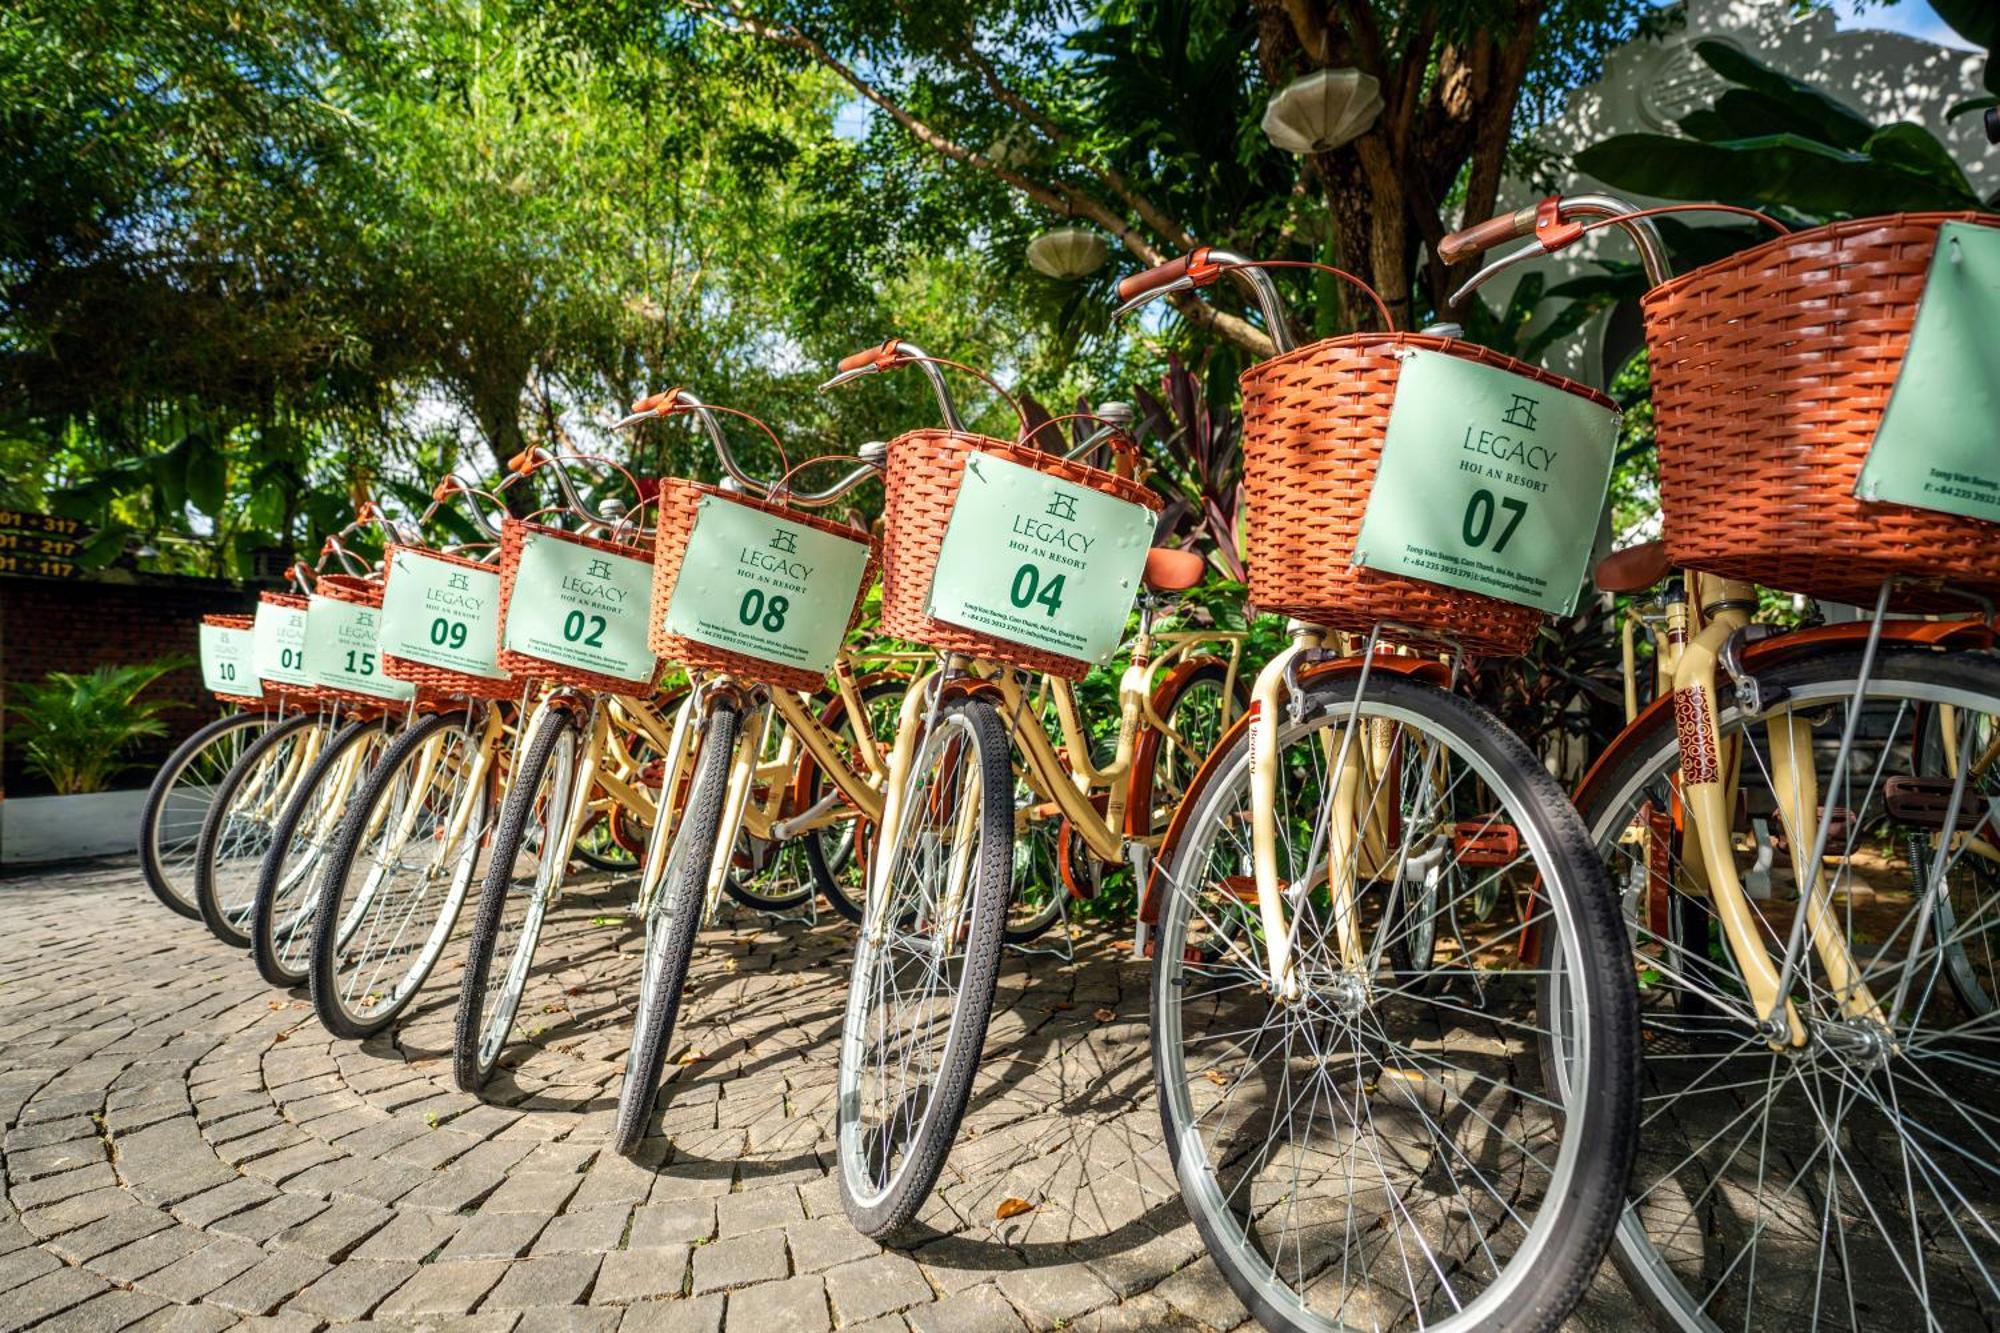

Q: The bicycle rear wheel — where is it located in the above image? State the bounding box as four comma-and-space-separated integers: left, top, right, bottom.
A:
194, 712, 334, 947
141, 711, 280, 919
836, 696, 1013, 1238
454, 704, 583, 1092
1577, 645, 2000, 1332
252, 715, 394, 986
801, 677, 909, 923
614, 697, 740, 1155
1152, 672, 1638, 1332
310, 708, 486, 1038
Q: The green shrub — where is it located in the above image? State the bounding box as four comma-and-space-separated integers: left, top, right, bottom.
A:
7, 661, 186, 794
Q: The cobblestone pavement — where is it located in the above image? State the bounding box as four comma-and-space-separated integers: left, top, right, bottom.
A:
0, 858, 1643, 1333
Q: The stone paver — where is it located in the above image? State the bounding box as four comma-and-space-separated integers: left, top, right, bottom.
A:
0, 854, 1635, 1332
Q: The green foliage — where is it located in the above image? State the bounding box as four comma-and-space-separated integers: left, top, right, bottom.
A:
6, 660, 185, 794
1576, 41, 1991, 218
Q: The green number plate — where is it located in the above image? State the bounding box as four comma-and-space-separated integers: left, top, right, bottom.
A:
1349, 348, 1619, 616
1856, 221, 2000, 524
925, 452, 1156, 664
502, 532, 658, 685
199, 624, 262, 698
252, 601, 312, 687
379, 549, 507, 680
661, 495, 872, 679
303, 595, 417, 702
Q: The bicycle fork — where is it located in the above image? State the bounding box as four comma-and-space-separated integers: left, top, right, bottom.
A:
1671, 579, 1887, 1047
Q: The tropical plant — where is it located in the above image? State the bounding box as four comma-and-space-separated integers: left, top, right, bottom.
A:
6, 661, 185, 794
1130, 356, 1246, 584
1577, 38, 1995, 219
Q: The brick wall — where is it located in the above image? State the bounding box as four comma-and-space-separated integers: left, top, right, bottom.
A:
0, 575, 261, 797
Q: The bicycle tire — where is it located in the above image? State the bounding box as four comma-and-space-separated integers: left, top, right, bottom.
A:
1574, 645, 2000, 1333
836, 696, 1013, 1239
309, 708, 482, 1039
1152, 672, 1638, 1333
801, 678, 910, 923
140, 710, 280, 919
193, 712, 332, 948
251, 716, 393, 986
454, 704, 582, 1092
613, 698, 740, 1155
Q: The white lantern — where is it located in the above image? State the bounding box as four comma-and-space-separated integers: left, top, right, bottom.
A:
1261, 68, 1384, 155
1027, 226, 1109, 280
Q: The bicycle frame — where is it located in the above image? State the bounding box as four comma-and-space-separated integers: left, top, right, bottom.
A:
859, 612, 1247, 949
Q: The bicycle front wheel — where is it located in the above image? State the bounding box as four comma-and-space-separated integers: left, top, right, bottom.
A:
311, 709, 486, 1038
1152, 672, 1638, 1332
252, 715, 395, 986
836, 696, 1013, 1238
194, 712, 332, 947
141, 710, 281, 919
614, 697, 740, 1156
1579, 645, 2000, 1332
454, 704, 582, 1092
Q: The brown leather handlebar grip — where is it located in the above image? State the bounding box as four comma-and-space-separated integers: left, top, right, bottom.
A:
1116, 250, 1203, 303
1438, 204, 1540, 263
837, 339, 899, 373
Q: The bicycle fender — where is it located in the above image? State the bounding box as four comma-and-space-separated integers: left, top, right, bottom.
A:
1138, 653, 1451, 932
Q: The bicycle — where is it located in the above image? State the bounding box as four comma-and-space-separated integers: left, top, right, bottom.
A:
192, 559, 370, 949
139, 616, 285, 918
246, 521, 442, 981
1447, 191, 2000, 1330
594, 387, 892, 1154
294, 477, 533, 1032
814, 341, 1262, 1239
1103, 247, 1644, 1329
449, 447, 723, 1094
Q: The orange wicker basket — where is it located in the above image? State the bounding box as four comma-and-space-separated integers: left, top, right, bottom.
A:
379, 544, 518, 700
648, 481, 877, 694
1238, 333, 1603, 656
255, 592, 325, 710
310, 575, 442, 715
202, 613, 269, 710
877, 429, 1161, 681
1645, 211, 2000, 610
496, 519, 661, 695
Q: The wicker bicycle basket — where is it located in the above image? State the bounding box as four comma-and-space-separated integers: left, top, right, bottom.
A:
648, 480, 878, 694
877, 429, 1162, 681
311, 574, 443, 715
379, 544, 518, 700
256, 592, 325, 710
1239, 333, 1604, 657
202, 613, 268, 710
1645, 211, 2000, 610
496, 518, 661, 695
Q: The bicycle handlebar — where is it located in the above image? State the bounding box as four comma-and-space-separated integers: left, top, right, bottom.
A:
618, 387, 883, 509
1436, 203, 1543, 264
820, 339, 969, 433
508, 447, 630, 534
1112, 248, 1299, 353
1443, 193, 1673, 306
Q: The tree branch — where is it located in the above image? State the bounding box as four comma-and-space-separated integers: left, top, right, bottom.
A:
686, 1, 1275, 357
946, 29, 1199, 253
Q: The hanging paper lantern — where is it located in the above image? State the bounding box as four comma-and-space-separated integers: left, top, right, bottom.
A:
1261, 68, 1384, 155
1027, 227, 1109, 280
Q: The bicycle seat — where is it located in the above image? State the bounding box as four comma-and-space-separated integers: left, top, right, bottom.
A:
1144, 547, 1207, 592
1595, 539, 1671, 594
